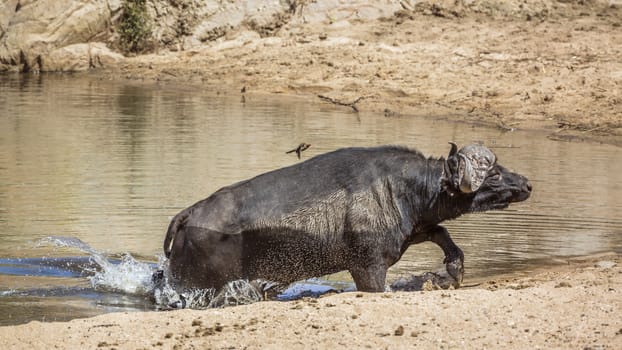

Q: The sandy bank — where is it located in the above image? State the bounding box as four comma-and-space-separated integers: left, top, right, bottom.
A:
100, 2, 622, 146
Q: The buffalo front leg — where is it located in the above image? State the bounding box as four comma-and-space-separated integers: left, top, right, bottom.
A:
349, 264, 388, 292
414, 225, 464, 285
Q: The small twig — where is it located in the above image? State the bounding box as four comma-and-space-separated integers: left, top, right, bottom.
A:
556, 121, 609, 134
160, 69, 177, 77
582, 125, 608, 133
496, 121, 519, 132
318, 94, 364, 112
492, 113, 518, 132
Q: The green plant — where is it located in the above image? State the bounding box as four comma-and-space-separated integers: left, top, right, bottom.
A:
119, 0, 152, 53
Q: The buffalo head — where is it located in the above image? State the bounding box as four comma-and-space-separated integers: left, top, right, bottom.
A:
442, 142, 531, 211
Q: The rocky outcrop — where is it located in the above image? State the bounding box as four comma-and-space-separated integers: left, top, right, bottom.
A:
0, 0, 123, 72
145, 0, 403, 51
43, 42, 124, 71
0, 0, 404, 72
0, 0, 616, 73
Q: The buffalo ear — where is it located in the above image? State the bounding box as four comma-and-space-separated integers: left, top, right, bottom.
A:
442, 143, 496, 194
456, 153, 474, 193
456, 144, 497, 193
441, 142, 460, 194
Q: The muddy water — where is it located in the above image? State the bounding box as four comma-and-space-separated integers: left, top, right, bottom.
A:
1, 74, 621, 325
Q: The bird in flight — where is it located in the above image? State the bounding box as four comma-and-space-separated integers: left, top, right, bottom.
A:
286, 143, 311, 159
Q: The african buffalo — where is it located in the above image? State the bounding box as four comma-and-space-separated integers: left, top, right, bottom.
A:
163, 143, 531, 292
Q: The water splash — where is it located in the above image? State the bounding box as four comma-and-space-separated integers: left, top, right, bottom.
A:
36, 236, 99, 255
36, 236, 156, 295
34, 236, 264, 309
151, 264, 264, 309
88, 254, 155, 295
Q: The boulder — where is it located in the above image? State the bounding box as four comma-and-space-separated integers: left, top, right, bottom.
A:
44, 42, 124, 71
0, 0, 122, 72
159, 0, 404, 50
0, 0, 405, 72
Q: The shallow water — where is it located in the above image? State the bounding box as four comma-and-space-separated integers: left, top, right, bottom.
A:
1, 74, 621, 325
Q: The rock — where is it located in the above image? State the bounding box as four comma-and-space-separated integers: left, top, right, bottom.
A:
595, 261, 617, 269
43, 43, 123, 72
0, 0, 405, 71
0, 1, 18, 36
0, 0, 122, 72
292, 0, 402, 24
44, 44, 90, 72
89, 42, 125, 67
390, 271, 460, 291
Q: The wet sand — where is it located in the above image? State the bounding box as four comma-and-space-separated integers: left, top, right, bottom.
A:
1, 253, 620, 349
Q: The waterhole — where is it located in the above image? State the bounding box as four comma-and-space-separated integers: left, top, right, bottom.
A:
1, 74, 620, 325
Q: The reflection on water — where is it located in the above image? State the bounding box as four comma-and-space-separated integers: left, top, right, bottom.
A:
1, 74, 621, 325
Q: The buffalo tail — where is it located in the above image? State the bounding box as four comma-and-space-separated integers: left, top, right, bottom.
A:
163, 209, 190, 258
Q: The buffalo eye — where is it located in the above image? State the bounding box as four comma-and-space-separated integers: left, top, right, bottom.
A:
488, 169, 502, 181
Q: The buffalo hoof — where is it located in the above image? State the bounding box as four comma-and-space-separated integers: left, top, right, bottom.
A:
152, 269, 165, 287
169, 294, 187, 309
445, 258, 464, 286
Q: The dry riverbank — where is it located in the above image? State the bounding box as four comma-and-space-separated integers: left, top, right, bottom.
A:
98, 1, 622, 146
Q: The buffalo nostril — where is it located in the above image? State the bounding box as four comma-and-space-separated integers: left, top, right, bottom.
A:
525, 182, 532, 192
